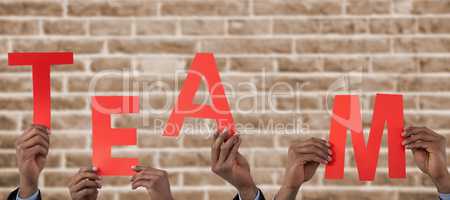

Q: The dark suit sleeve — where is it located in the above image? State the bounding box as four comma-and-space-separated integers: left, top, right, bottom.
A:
233, 188, 266, 200
7, 188, 41, 200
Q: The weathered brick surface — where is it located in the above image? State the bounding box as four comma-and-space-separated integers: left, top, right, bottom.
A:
0, 0, 449, 199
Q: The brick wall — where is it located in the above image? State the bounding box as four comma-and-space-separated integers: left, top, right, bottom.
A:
0, 0, 450, 199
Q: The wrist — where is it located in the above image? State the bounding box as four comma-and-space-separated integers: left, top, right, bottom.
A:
275, 185, 300, 200
148, 190, 173, 200
237, 184, 258, 200
434, 171, 450, 194
18, 177, 38, 198
149, 193, 174, 200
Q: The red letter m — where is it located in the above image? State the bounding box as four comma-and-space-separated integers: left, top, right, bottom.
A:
325, 94, 405, 181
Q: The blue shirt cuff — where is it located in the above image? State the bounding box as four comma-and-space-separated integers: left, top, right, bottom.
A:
16, 190, 39, 200
238, 188, 261, 200
440, 193, 450, 200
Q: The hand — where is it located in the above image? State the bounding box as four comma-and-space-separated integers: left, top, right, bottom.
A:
403, 126, 450, 193
276, 138, 331, 200
15, 124, 50, 198
68, 167, 102, 200
210, 130, 258, 200
131, 166, 173, 200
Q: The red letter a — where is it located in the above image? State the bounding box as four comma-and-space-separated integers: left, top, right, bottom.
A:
163, 53, 235, 137
325, 94, 405, 181
8, 52, 73, 129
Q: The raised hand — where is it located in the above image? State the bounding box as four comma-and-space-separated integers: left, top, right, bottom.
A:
210, 130, 258, 200
16, 124, 50, 198
68, 167, 102, 200
403, 126, 450, 193
276, 138, 332, 200
131, 166, 173, 200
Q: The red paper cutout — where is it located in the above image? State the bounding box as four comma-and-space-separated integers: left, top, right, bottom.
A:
163, 53, 235, 137
92, 96, 140, 176
325, 94, 405, 181
8, 52, 73, 129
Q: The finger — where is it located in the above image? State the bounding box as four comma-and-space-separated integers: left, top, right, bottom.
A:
71, 179, 101, 193
18, 126, 47, 145
218, 134, 238, 164
294, 145, 331, 162
73, 171, 101, 186
131, 165, 146, 172
308, 139, 332, 155
79, 167, 98, 173
406, 140, 431, 150
131, 167, 165, 181
131, 179, 155, 190
404, 127, 436, 138
295, 138, 330, 150
23, 145, 48, 159
311, 138, 331, 147
132, 174, 159, 184
21, 133, 50, 150
211, 129, 228, 163
75, 188, 98, 198
17, 126, 34, 143
299, 153, 329, 165
402, 131, 436, 145
226, 136, 241, 163
23, 128, 50, 144
31, 124, 50, 134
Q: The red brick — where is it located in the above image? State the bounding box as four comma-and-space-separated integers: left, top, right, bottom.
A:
161, 0, 248, 16
108, 39, 196, 54
12, 39, 104, 54
228, 19, 271, 35
43, 20, 86, 35
0, 20, 38, 35
254, 0, 341, 15
90, 20, 132, 36
202, 39, 292, 54
181, 19, 225, 35
394, 38, 450, 53
136, 19, 177, 35
418, 17, 450, 33
413, 0, 450, 14
296, 38, 390, 54
68, 0, 157, 16
0, 0, 62, 16
274, 19, 320, 34
347, 0, 391, 14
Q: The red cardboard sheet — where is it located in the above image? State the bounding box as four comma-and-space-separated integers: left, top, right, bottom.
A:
325, 94, 405, 181
163, 53, 236, 137
8, 52, 73, 129
92, 96, 140, 176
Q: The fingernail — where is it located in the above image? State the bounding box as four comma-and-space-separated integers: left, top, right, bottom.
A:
328, 156, 332, 161
328, 149, 332, 155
